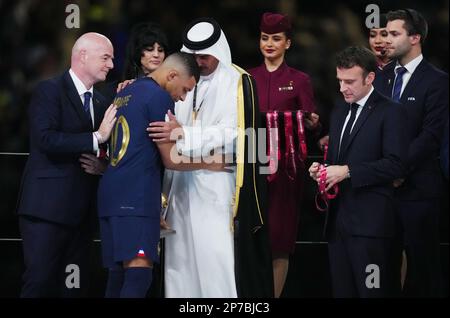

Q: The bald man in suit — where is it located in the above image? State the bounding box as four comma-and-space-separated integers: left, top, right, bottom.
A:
17, 33, 117, 297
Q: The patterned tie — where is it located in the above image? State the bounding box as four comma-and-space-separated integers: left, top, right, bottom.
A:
83, 91, 92, 122
392, 66, 407, 102
338, 103, 359, 161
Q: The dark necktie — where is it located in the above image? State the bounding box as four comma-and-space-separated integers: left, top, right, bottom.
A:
392, 66, 407, 102
83, 91, 92, 122
338, 103, 359, 161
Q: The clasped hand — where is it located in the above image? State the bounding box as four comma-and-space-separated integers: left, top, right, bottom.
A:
309, 163, 349, 191
304, 112, 320, 130
79, 153, 107, 175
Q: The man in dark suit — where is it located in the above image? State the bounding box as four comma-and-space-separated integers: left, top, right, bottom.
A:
376, 9, 449, 297
17, 32, 118, 297
309, 46, 408, 297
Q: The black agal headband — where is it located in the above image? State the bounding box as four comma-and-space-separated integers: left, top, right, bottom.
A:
183, 17, 222, 50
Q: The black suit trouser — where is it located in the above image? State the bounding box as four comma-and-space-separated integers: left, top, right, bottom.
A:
393, 199, 442, 297
328, 223, 394, 298
19, 215, 93, 297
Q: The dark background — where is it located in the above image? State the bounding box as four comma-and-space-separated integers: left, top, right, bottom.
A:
0, 0, 448, 297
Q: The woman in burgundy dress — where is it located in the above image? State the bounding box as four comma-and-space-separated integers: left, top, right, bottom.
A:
248, 12, 320, 297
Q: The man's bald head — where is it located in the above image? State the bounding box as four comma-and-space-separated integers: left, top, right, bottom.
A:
71, 32, 114, 88
72, 33, 112, 59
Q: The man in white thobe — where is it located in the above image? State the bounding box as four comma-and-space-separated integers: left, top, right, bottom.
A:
153, 18, 240, 298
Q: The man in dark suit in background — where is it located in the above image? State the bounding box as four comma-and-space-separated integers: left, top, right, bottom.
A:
309, 46, 408, 297
376, 9, 449, 297
17, 32, 118, 297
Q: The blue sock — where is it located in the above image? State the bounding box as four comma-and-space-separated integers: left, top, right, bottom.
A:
120, 267, 152, 298
105, 267, 124, 298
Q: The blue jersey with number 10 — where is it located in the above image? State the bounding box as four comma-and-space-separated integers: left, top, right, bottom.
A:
98, 77, 174, 218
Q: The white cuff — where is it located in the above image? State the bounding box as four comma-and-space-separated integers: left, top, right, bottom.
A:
93, 133, 99, 153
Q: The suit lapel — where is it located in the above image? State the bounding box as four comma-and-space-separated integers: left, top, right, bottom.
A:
381, 62, 396, 97
382, 61, 396, 93
331, 106, 348, 164
400, 59, 427, 103
63, 71, 92, 129
93, 90, 105, 130
340, 90, 379, 157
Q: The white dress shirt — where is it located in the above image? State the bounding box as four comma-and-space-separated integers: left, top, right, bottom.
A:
393, 54, 423, 98
339, 86, 374, 148
69, 69, 98, 152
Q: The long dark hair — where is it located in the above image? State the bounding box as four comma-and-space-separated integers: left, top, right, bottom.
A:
123, 22, 169, 80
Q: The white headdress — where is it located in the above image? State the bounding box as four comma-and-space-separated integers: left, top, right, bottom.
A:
175, 18, 240, 157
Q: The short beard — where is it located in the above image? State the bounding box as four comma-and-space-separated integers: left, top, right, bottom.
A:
388, 44, 409, 60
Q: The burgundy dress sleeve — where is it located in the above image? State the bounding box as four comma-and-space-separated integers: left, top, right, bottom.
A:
296, 73, 316, 113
